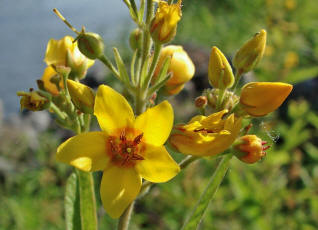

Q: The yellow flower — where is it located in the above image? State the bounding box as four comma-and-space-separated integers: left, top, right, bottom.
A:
17, 89, 49, 111
233, 29, 267, 74
56, 85, 180, 218
41, 66, 64, 96
234, 135, 270, 164
67, 79, 95, 114
240, 82, 293, 117
150, 0, 182, 43
169, 110, 242, 156
44, 36, 95, 79
153, 45, 195, 95
208, 46, 234, 89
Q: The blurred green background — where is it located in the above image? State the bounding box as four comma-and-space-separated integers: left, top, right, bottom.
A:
1, 0, 318, 229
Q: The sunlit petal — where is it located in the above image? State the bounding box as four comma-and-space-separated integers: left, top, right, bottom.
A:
94, 85, 135, 134
100, 166, 142, 218
134, 101, 173, 146
136, 144, 180, 183
56, 132, 108, 172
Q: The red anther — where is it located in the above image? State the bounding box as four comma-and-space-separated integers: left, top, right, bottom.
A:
131, 153, 144, 161
262, 145, 271, 151
261, 141, 268, 145
133, 133, 143, 145
120, 130, 126, 141
244, 124, 253, 135
194, 128, 214, 133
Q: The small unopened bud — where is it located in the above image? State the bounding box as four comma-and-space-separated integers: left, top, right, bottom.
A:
150, 0, 182, 44
129, 28, 142, 51
55, 65, 71, 77
195, 96, 207, 108
208, 47, 234, 89
77, 32, 105, 60
206, 89, 239, 111
234, 135, 270, 164
233, 29, 267, 74
17, 89, 49, 111
67, 80, 95, 114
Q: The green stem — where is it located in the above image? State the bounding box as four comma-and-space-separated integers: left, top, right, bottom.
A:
232, 71, 242, 93
50, 103, 67, 121
99, 55, 121, 79
117, 201, 135, 230
216, 88, 226, 111
141, 0, 154, 65
143, 43, 162, 90
135, 88, 146, 116
181, 154, 233, 230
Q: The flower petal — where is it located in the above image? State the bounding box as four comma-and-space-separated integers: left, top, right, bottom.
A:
41, 66, 63, 96
136, 144, 180, 183
44, 36, 74, 66
100, 166, 142, 218
94, 85, 135, 134
134, 100, 173, 146
56, 132, 108, 172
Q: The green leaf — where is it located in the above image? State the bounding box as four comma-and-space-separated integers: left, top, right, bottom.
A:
113, 48, 131, 85
182, 154, 232, 230
284, 66, 318, 84
65, 172, 82, 230
76, 169, 98, 230
138, 0, 145, 24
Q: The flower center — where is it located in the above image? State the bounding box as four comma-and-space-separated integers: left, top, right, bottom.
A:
107, 130, 145, 167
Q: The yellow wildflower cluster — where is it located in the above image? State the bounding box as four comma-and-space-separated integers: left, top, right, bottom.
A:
16, 0, 294, 224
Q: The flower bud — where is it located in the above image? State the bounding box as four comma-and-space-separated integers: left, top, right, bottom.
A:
240, 82, 293, 117
208, 47, 235, 89
41, 66, 64, 96
67, 80, 95, 114
44, 36, 94, 79
150, 0, 182, 44
234, 135, 270, 164
17, 89, 49, 111
129, 28, 142, 51
233, 29, 267, 74
153, 45, 195, 95
195, 96, 207, 108
77, 32, 105, 60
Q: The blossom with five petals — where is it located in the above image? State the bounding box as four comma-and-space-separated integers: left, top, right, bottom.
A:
56, 85, 180, 218
169, 110, 242, 156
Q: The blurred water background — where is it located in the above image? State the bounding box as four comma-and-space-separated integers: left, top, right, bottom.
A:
0, 0, 128, 117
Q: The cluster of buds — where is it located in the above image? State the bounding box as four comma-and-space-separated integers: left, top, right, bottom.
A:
169, 29, 293, 165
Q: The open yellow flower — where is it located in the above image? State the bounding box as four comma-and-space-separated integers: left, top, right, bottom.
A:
44, 36, 95, 79
56, 85, 180, 218
240, 82, 293, 117
169, 110, 242, 156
